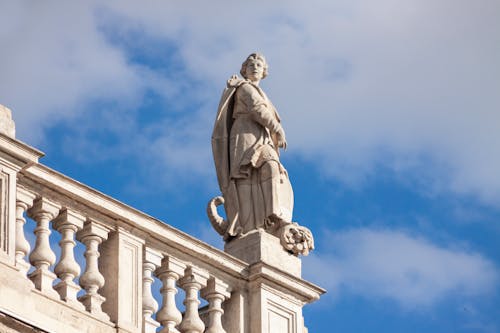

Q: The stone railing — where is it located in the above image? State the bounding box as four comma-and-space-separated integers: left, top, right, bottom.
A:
0, 116, 324, 333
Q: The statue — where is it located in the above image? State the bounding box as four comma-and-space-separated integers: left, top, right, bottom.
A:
208, 53, 314, 256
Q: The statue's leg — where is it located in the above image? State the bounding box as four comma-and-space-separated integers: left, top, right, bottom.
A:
235, 177, 254, 232
260, 161, 282, 223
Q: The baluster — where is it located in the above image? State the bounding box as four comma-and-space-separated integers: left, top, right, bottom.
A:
155, 256, 186, 333
143, 248, 162, 333
76, 219, 110, 320
201, 278, 230, 333
15, 188, 35, 277
178, 266, 208, 333
53, 208, 84, 309
27, 197, 60, 298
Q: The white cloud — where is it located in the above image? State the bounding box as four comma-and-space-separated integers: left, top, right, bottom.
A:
1, 0, 499, 204
304, 228, 499, 308
0, 1, 166, 142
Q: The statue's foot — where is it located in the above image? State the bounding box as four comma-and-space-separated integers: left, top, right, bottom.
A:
265, 213, 290, 231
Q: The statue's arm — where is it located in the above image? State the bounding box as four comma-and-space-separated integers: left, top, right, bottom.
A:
238, 84, 283, 135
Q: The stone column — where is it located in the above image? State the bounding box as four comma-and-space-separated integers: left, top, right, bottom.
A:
14, 188, 36, 277
178, 266, 209, 333
155, 256, 186, 333
77, 219, 110, 320
142, 248, 162, 333
200, 277, 230, 333
27, 197, 60, 299
52, 208, 85, 309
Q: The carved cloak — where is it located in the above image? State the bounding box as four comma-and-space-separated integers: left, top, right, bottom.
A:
211, 76, 246, 237
212, 76, 294, 238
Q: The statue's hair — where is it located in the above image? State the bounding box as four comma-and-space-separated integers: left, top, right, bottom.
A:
240, 53, 268, 79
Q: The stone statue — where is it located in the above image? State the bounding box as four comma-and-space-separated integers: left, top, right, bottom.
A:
208, 53, 313, 256
0, 104, 16, 138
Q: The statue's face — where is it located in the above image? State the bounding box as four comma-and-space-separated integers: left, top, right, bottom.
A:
245, 58, 265, 82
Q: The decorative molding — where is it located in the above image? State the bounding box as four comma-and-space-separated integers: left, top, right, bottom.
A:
0, 133, 44, 169
0, 172, 7, 253
267, 299, 297, 333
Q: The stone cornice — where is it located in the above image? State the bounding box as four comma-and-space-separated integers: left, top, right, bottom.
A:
248, 262, 326, 304
0, 134, 44, 169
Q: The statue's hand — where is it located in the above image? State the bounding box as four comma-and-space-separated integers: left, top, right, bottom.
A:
227, 75, 240, 87
276, 129, 287, 150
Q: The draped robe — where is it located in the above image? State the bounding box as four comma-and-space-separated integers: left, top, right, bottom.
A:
212, 77, 293, 238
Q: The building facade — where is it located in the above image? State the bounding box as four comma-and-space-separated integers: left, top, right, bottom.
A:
0, 106, 324, 333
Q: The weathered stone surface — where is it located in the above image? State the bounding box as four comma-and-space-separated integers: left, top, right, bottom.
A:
225, 229, 302, 277
0, 312, 47, 333
207, 53, 315, 258
0, 109, 324, 333
209, 53, 293, 239
0, 134, 43, 265
0, 104, 15, 138
0, 261, 115, 333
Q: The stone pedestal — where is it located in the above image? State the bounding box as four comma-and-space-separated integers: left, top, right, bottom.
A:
223, 229, 323, 333
224, 229, 301, 278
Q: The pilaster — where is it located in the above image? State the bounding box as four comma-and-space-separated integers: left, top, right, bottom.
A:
100, 225, 145, 332
246, 263, 324, 333
0, 130, 43, 264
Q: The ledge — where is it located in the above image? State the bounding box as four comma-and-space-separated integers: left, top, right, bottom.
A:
0, 134, 44, 169
0, 262, 114, 333
247, 261, 326, 304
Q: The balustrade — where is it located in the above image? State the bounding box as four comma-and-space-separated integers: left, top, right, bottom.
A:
143, 248, 162, 333
156, 255, 186, 333
201, 278, 230, 333
12, 188, 239, 332
178, 266, 209, 333
1, 117, 324, 333
53, 208, 85, 309
76, 219, 110, 320
27, 197, 60, 298
14, 188, 35, 277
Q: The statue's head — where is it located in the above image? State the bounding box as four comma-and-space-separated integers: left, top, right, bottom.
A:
240, 53, 268, 81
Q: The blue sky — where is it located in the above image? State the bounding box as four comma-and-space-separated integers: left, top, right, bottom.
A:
1, 1, 500, 332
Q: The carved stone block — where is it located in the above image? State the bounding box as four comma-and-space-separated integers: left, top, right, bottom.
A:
100, 228, 144, 331
224, 229, 301, 277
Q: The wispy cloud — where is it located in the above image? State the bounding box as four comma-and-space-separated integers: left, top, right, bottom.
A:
1, 1, 499, 205
305, 228, 499, 308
